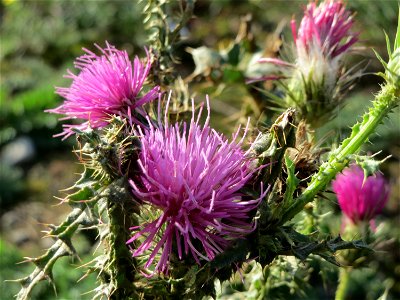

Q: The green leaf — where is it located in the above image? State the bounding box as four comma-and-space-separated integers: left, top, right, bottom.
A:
373, 49, 388, 70
226, 43, 241, 66
351, 154, 389, 177
222, 67, 244, 83
384, 31, 392, 58
283, 155, 300, 206
13, 166, 103, 300
279, 228, 371, 266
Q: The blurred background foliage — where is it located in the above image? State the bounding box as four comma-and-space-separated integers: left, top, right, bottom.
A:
0, 0, 399, 299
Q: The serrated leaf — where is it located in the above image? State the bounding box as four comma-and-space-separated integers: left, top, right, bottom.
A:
15, 238, 72, 300
279, 228, 371, 267
325, 236, 370, 252
74, 167, 99, 190
14, 189, 98, 300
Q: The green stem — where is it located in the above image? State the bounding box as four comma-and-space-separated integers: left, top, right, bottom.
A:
281, 84, 399, 224
335, 268, 351, 300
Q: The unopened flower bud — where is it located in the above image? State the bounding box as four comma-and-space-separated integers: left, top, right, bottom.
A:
332, 165, 389, 226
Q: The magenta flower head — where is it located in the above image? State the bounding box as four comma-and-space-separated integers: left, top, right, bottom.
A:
292, 0, 358, 90
292, 0, 358, 60
257, 0, 359, 127
259, 0, 358, 75
127, 98, 266, 274
47, 42, 160, 138
332, 165, 390, 227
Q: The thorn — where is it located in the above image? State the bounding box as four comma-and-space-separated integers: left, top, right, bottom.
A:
53, 196, 68, 205
18, 257, 37, 264
5, 277, 28, 284
41, 231, 55, 238
48, 223, 58, 230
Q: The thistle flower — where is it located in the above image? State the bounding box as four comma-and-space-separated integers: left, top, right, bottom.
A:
47, 42, 160, 138
332, 165, 389, 226
258, 0, 359, 126
293, 0, 357, 60
291, 0, 358, 87
127, 99, 266, 274
259, 0, 357, 70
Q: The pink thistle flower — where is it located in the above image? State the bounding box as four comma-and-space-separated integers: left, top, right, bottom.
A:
47, 42, 160, 139
256, 1, 360, 126
292, 0, 358, 59
127, 99, 266, 274
332, 165, 389, 227
291, 0, 358, 90
259, 1, 357, 73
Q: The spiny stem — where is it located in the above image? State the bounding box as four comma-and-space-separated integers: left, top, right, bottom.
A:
281, 84, 399, 224
106, 200, 137, 299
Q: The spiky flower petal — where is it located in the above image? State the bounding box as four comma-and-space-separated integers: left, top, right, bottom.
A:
127, 100, 265, 274
257, 1, 359, 127
47, 42, 160, 138
292, 0, 358, 89
293, 0, 358, 59
332, 165, 389, 225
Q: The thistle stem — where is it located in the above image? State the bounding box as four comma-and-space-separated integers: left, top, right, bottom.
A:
105, 200, 138, 299
335, 268, 351, 300
281, 84, 399, 224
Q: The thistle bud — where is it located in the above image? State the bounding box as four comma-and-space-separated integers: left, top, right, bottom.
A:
332, 165, 389, 227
